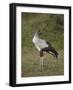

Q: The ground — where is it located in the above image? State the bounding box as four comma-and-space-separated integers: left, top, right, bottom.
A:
21, 48, 64, 77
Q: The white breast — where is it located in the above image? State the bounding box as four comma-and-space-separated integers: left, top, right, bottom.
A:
32, 36, 41, 51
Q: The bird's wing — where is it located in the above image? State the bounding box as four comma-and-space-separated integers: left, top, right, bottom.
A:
42, 46, 58, 58
36, 39, 48, 49
46, 41, 52, 46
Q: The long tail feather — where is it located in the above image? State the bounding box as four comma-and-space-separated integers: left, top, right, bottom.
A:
49, 47, 58, 58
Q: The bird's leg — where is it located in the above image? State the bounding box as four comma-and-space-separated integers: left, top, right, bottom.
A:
40, 56, 44, 70
39, 50, 44, 71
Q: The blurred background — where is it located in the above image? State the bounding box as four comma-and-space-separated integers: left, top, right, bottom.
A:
21, 13, 64, 77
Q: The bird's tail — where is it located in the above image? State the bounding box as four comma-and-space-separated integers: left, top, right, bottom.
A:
49, 46, 58, 59
42, 46, 58, 58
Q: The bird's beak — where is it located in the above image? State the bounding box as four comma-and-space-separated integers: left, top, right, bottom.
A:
39, 32, 42, 35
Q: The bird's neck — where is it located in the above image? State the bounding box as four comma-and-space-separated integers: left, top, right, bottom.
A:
34, 33, 39, 39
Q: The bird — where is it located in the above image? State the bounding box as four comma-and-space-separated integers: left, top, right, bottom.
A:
32, 30, 58, 69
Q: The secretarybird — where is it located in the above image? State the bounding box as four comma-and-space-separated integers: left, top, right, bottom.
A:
32, 30, 58, 69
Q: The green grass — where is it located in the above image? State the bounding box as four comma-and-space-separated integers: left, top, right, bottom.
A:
21, 13, 64, 77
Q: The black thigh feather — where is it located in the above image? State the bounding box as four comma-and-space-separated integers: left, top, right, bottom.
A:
40, 50, 43, 57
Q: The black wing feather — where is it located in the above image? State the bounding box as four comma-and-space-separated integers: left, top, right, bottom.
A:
42, 46, 58, 58
46, 41, 52, 47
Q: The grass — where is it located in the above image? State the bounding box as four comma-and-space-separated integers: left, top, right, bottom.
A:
21, 48, 64, 77
21, 13, 64, 77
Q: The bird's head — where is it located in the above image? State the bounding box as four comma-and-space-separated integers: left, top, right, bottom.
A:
37, 30, 42, 35
32, 30, 42, 37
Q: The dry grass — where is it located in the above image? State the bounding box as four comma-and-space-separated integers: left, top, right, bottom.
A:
21, 48, 64, 77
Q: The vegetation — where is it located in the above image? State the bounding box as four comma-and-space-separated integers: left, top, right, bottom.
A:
21, 13, 64, 77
